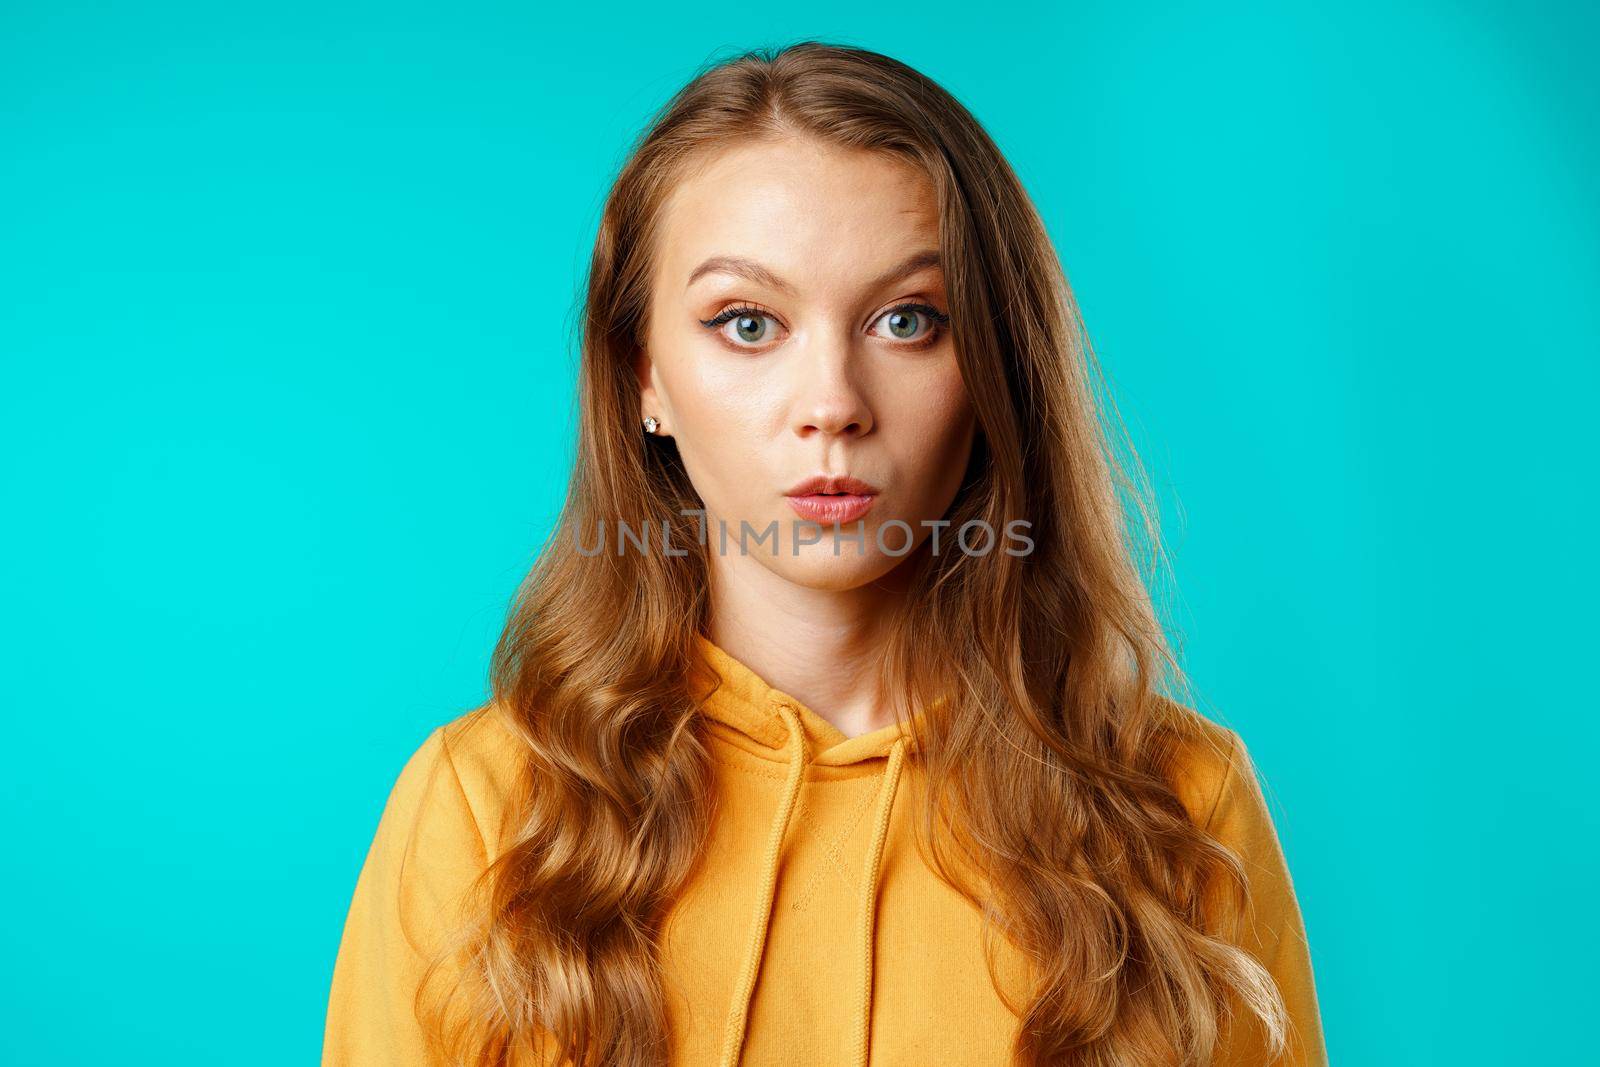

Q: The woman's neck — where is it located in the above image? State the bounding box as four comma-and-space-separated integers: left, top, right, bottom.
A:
706, 557, 910, 739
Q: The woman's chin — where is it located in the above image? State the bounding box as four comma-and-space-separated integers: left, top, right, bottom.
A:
760, 548, 904, 592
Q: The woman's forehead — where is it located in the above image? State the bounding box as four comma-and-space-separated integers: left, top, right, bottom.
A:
655, 140, 941, 298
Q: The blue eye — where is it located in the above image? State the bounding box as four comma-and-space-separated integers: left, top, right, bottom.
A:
699, 305, 784, 348
871, 302, 951, 345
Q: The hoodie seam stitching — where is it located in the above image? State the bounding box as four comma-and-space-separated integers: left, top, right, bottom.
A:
786, 784, 883, 914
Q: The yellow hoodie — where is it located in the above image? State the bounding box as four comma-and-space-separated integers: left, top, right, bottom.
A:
322, 634, 1328, 1065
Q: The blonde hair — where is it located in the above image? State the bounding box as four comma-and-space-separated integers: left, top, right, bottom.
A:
419, 40, 1290, 1067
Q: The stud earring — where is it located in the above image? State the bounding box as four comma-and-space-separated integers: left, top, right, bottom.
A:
642, 416, 660, 434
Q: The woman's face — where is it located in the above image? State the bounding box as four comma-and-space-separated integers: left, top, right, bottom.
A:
636, 135, 977, 590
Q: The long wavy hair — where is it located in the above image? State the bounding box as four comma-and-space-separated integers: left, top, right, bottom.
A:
416, 40, 1291, 1067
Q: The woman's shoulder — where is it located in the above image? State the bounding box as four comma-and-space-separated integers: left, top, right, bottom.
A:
431, 698, 528, 859
436, 697, 525, 776
1157, 698, 1247, 833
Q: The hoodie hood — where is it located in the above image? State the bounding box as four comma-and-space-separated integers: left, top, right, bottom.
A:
688, 632, 931, 1067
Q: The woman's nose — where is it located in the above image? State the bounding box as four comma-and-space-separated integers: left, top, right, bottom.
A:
788, 333, 874, 438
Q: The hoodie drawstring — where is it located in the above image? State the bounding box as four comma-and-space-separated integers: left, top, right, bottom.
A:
717, 703, 807, 1067
853, 734, 907, 1067
716, 703, 911, 1067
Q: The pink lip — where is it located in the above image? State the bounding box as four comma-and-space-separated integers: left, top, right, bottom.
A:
786, 493, 877, 525
785, 473, 880, 496
784, 473, 880, 525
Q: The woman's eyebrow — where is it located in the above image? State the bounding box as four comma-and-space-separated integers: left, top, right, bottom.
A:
686, 255, 796, 295
684, 249, 943, 295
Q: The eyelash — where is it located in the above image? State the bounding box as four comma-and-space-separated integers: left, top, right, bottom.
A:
698, 301, 952, 349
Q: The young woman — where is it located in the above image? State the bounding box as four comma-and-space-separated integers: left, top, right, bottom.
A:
322, 41, 1328, 1067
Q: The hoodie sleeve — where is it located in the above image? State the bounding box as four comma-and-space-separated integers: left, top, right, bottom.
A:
1207, 731, 1330, 1067
322, 725, 490, 1067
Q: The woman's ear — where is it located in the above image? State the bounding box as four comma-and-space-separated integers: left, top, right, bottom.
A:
633, 344, 669, 437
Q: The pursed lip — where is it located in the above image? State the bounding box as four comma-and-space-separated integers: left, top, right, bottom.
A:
784, 473, 880, 526
784, 473, 880, 497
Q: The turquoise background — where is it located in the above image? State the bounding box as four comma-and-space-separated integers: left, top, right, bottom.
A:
3, 2, 1594, 1063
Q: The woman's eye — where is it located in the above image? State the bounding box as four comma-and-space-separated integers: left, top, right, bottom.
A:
699, 307, 783, 348
870, 304, 950, 344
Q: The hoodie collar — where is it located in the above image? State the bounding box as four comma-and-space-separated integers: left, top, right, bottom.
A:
689, 631, 929, 766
